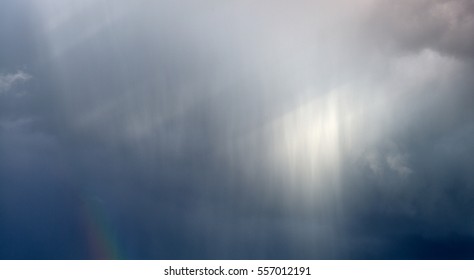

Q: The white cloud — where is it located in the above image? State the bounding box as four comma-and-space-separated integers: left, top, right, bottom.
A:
363, 144, 413, 178
365, 151, 382, 175
386, 153, 413, 177
0, 71, 31, 94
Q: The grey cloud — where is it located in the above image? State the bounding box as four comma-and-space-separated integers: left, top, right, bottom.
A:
0, 71, 31, 94
1, 0, 474, 259
364, 0, 474, 59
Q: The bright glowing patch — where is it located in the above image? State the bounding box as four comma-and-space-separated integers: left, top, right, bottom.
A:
263, 89, 355, 197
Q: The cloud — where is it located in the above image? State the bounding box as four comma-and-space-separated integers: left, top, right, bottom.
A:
386, 153, 412, 177
365, 0, 474, 58
1, 0, 474, 259
0, 71, 31, 94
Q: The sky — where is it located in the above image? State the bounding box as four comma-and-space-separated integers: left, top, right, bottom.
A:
1, 0, 474, 259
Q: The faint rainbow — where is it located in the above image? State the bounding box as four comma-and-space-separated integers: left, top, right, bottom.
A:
81, 197, 122, 259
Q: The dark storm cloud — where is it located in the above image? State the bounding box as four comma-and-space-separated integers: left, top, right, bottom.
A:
1, 0, 474, 259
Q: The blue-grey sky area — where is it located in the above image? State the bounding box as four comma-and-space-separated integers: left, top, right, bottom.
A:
1, 0, 474, 259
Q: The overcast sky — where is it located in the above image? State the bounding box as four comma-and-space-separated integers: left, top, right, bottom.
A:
1, 0, 474, 259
